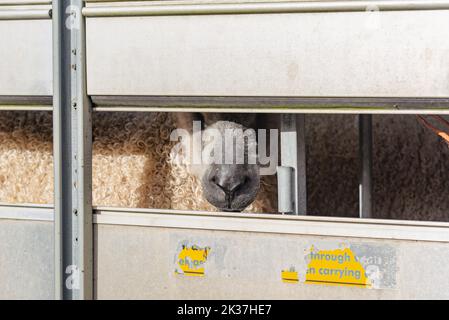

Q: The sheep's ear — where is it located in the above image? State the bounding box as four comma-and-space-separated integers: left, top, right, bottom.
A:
417, 115, 449, 146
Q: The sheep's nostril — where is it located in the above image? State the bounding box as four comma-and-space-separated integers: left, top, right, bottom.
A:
210, 176, 229, 194
210, 174, 250, 196
230, 176, 249, 194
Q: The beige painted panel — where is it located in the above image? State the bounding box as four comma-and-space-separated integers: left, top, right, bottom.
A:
95, 224, 449, 299
86, 10, 449, 97
0, 19, 52, 96
0, 219, 53, 299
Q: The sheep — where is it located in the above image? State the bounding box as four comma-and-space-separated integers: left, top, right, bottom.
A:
172, 112, 278, 212
0, 111, 53, 204
0, 111, 277, 213
0, 111, 447, 221
173, 112, 449, 217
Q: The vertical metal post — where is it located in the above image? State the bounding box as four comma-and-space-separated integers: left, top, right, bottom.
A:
278, 114, 307, 215
359, 115, 373, 219
53, 0, 93, 300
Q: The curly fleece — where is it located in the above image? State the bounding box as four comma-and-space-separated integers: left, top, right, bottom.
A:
0, 111, 277, 213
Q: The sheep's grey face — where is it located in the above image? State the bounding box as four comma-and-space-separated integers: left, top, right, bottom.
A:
200, 121, 260, 212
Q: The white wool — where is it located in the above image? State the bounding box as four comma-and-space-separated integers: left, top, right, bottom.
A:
0, 111, 278, 213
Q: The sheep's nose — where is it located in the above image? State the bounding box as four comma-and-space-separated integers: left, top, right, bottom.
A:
202, 164, 260, 212
210, 173, 248, 196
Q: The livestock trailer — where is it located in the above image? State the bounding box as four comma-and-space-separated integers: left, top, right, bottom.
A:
0, 0, 449, 299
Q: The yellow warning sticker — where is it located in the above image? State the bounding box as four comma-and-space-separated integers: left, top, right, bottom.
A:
281, 268, 299, 284
175, 244, 211, 277
305, 246, 371, 288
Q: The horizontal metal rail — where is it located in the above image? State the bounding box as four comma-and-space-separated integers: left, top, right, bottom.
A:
0, 95, 53, 111
0, 105, 52, 111
2, 201, 449, 242
0, 8, 51, 19
0, 203, 54, 221
94, 206, 449, 243
93, 107, 449, 115
0, 95, 52, 105
91, 96, 449, 114
83, 0, 449, 17
0, 1, 51, 5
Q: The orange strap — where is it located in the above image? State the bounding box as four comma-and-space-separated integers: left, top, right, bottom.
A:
417, 115, 449, 146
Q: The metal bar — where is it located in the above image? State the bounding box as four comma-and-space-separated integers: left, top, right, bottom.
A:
82, 0, 449, 17
279, 114, 307, 215
93, 106, 449, 115
93, 205, 449, 228
91, 94, 449, 114
0, 105, 52, 111
277, 166, 294, 214
0, 202, 52, 208
296, 115, 307, 215
0, 8, 50, 19
73, 0, 94, 300
0, 1, 51, 5
0, 203, 54, 221
91, 96, 449, 111
52, 0, 65, 299
93, 207, 449, 243
53, 0, 93, 300
0, 95, 52, 105
359, 115, 373, 219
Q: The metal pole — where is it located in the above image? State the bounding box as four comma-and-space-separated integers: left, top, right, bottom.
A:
73, 0, 93, 299
278, 114, 307, 215
52, 0, 65, 300
359, 115, 373, 218
53, 0, 93, 300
